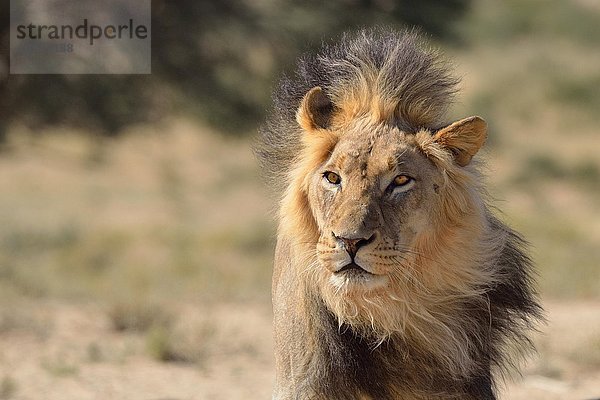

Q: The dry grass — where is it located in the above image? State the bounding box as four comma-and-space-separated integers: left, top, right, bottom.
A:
0, 119, 274, 305
0, 376, 17, 400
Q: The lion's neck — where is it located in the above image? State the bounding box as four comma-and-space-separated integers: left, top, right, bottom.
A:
289, 288, 494, 400
273, 230, 500, 400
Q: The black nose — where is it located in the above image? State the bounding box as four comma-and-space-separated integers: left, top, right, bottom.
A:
334, 233, 375, 259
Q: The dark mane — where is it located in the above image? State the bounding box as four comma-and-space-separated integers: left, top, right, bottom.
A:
299, 293, 495, 400
295, 219, 542, 400
486, 216, 544, 376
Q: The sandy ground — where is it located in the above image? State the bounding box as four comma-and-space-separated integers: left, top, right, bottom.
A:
0, 299, 599, 400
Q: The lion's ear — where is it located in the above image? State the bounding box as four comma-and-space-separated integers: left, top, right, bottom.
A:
296, 87, 335, 131
433, 116, 487, 167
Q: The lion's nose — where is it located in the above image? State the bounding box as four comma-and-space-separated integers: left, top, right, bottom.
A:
334, 233, 375, 259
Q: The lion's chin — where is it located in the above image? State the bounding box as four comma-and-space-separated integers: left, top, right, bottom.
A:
329, 269, 389, 292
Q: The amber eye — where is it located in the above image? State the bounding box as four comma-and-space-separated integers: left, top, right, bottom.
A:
324, 171, 341, 185
392, 175, 412, 187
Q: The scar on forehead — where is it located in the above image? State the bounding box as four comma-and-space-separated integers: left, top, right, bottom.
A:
387, 156, 396, 171
360, 161, 368, 176
388, 148, 409, 171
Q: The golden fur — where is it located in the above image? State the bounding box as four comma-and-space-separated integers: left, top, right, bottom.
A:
281, 112, 495, 372
259, 29, 542, 400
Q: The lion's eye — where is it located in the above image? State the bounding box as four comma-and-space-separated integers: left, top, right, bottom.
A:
392, 175, 412, 187
324, 171, 341, 185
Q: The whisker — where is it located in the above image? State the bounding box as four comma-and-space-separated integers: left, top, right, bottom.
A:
389, 256, 433, 294
393, 246, 437, 263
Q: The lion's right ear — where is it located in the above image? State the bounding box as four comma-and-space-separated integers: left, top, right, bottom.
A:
433, 116, 487, 167
296, 87, 335, 131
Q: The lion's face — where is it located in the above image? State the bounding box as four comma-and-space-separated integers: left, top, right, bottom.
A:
308, 123, 443, 294
287, 86, 487, 338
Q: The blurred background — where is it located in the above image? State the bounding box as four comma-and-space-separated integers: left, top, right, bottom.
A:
0, 0, 598, 399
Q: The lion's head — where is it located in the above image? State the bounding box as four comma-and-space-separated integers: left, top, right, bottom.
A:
280, 86, 494, 353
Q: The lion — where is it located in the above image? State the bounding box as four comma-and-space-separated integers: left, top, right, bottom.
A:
256, 29, 542, 400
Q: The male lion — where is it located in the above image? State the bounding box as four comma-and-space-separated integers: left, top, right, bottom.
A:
256, 29, 542, 400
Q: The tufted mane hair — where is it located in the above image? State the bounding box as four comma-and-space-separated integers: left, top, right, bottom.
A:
259, 28, 544, 400
256, 28, 459, 192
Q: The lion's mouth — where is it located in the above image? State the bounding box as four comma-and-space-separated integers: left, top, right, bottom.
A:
330, 261, 388, 290
336, 262, 373, 275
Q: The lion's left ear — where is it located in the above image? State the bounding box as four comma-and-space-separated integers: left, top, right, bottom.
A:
433, 116, 487, 167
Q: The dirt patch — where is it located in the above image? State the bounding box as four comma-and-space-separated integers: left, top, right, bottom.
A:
0, 299, 598, 399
